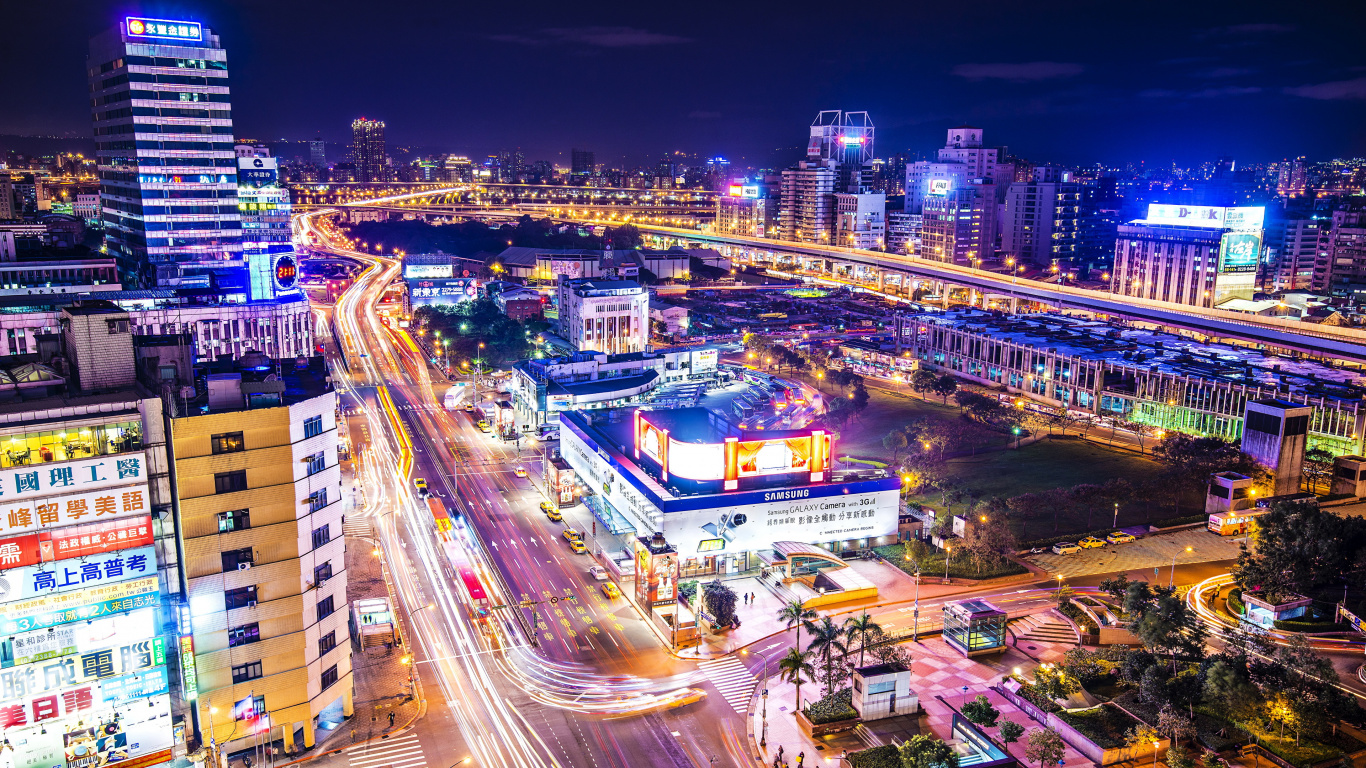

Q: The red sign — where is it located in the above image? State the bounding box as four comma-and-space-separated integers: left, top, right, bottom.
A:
0, 516, 153, 567
41, 516, 154, 560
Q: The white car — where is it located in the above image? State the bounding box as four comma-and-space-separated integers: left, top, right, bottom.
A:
1052, 541, 1081, 555
588, 565, 608, 581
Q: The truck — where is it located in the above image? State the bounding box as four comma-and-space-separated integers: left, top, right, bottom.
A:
443, 382, 471, 411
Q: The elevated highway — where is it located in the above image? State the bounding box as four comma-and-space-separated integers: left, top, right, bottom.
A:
331, 191, 1366, 363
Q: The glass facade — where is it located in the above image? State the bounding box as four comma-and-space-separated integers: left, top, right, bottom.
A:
0, 420, 142, 469
942, 599, 1006, 657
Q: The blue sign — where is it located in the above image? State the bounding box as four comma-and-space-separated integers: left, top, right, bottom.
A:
0, 546, 155, 602
126, 17, 202, 41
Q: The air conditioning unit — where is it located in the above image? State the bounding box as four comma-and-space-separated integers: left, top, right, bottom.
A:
246, 600, 257, 608
237, 562, 252, 571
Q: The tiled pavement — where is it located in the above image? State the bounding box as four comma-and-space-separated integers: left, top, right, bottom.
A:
1024, 528, 1243, 579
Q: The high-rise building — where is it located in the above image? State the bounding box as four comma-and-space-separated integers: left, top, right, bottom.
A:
886, 211, 922, 255
779, 160, 838, 243
442, 155, 473, 184
1001, 168, 1082, 267
88, 17, 242, 289
1264, 215, 1326, 292
170, 355, 349, 757
235, 146, 301, 303
904, 126, 1009, 261
1277, 157, 1308, 198
1322, 208, 1366, 298
308, 139, 326, 168
715, 182, 777, 238
919, 186, 994, 265
835, 191, 886, 250
350, 118, 386, 183
1111, 204, 1265, 308
571, 149, 595, 177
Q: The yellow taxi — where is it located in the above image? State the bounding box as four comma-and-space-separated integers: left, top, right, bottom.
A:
1107, 531, 1136, 544
545, 508, 563, 522
601, 582, 621, 599
539, 501, 556, 514
562, 528, 583, 543
1078, 536, 1106, 549
513, 466, 528, 478
568, 539, 587, 554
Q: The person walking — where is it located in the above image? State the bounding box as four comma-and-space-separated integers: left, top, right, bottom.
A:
797, 751, 805, 767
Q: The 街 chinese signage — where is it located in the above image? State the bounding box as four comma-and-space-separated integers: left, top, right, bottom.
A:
0, 546, 155, 602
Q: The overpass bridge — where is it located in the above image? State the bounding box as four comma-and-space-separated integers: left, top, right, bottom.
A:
327, 194, 1366, 363
290, 182, 716, 220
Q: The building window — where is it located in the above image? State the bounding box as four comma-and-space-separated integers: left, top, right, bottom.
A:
214, 470, 248, 494
320, 664, 338, 690
211, 431, 245, 454
217, 508, 250, 532
318, 630, 336, 656
316, 595, 335, 621
306, 452, 326, 476
303, 415, 323, 438
231, 661, 263, 684
221, 547, 254, 572
313, 561, 332, 586
225, 585, 257, 609
308, 488, 329, 513
311, 523, 330, 549
228, 622, 260, 647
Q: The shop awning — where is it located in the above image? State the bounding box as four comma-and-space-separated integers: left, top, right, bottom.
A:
583, 493, 635, 536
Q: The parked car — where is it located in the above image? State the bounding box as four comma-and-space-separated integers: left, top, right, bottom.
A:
588, 565, 608, 581
545, 508, 562, 522
601, 582, 621, 599
568, 539, 587, 554
1107, 531, 1137, 544
1078, 536, 1106, 549
562, 529, 583, 542
1052, 541, 1081, 555
539, 501, 556, 514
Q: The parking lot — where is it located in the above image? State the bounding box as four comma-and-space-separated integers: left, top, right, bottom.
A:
1024, 527, 1246, 579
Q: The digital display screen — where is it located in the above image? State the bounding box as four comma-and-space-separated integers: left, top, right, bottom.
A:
1219, 232, 1262, 273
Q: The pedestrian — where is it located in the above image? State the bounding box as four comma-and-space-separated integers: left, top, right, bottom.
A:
388, 711, 395, 727
777, 746, 784, 761
798, 751, 805, 767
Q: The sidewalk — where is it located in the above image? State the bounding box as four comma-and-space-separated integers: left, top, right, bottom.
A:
678, 558, 1043, 659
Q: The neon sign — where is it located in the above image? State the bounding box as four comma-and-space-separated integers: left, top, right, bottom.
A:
126, 17, 203, 41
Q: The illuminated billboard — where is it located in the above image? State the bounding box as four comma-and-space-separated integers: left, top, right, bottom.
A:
0, 546, 156, 602
0, 515, 153, 568
6, 607, 158, 667
1219, 231, 1262, 273
929, 178, 953, 196
403, 264, 454, 279
0, 577, 159, 634
0, 453, 146, 504
1144, 204, 1265, 231
407, 278, 479, 307
125, 17, 202, 41
633, 412, 832, 486
236, 156, 278, 188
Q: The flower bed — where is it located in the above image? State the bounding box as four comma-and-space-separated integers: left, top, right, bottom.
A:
1056, 705, 1140, 749
806, 688, 858, 725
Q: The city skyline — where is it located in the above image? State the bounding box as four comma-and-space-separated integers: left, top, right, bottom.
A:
2, 1, 1365, 166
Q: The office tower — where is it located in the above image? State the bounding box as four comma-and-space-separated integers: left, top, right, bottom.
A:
571, 149, 596, 177
1277, 157, 1308, 198
350, 118, 386, 183
443, 155, 473, 183
716, 181, 778, 238
1322, 209, 1366, 298
1264, 215, 1327, 291
903, 126, 1009, 262
1001, 168, 1082, 267
235, 146, 300, 302
1111, 204, 1265, 308
920, 186, 994, 264
308, 139, 326, 167
88, 17, 242, 289
886, 211, 922, 255
171, 356, 350, 756
498, 149, 525, 178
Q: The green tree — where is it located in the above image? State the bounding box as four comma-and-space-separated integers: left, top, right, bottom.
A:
931, 374, 959, 404
608, 223, 643, 250
1152, 433, 1267, 514
843, 612, 882, 668
963, 512, 1018, 572
1167, 746, 1197, 768
883, 429, 909, 461
899, 734, 960, 768
777, 647, 815, 713
1131, 591, 1209, 671
1125, 723, 1160, 757
999, 720, 1026, 755
775, 599, 817, 653
961, 694, 1000, 728
702, 580, 737, 627
805, 616, 847, 695
1233, 500, 1366, 601
910, 369, 938, 399
1024, 728, 1066, 768
1033, 665, 1080, 702
1156, 704, 1195, 744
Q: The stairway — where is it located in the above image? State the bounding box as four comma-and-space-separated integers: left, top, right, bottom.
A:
1008, 612, 1077, 646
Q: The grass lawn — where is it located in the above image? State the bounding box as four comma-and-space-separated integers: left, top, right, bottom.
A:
1244, 722, 1350, 767
874, 542, 1028, 580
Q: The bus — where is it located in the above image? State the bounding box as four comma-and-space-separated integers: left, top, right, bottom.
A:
427, 496, 453, 541
769, 382, 792, 409
458, 567, 491, 619
1207, 508, 1267, 536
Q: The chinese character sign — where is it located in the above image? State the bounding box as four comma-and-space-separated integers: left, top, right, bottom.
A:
40, 515, 153, 561
0, 483, 150, 538
0, 638, 166, 706
0, 453, 145, 504
0, 546, 155, 603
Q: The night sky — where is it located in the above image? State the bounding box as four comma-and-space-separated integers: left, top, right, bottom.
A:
4, 0, 1366, 168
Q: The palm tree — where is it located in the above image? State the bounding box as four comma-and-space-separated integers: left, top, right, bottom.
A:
805, 616, 847, 695
844, 612, 883, 668
777, 647, 815, 713
775, 599, 816, 652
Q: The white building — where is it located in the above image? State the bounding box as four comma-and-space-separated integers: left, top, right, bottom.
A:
904, 126, 1011, 214
1264, 216, 1326, 292
1111, 204, 1265, 308
650, 300, 689, 335
510, 347, 718, 428
73, 193, 100, 220
835, 192, 886, 250
556, 278, 649, 355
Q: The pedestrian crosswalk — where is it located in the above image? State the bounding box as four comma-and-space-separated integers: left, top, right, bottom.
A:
346, 732, 426, 768
698, 656, 758, 714
342, 515, 373, 538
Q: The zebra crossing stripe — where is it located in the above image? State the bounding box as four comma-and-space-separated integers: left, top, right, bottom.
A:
698, 656, 758, 713
347, 733, 426, 768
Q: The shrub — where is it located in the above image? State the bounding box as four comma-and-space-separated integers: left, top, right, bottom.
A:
1056, 705, 1141, 749
1006, 675, 1062, 713
1058, 600, 1100, 634
806, 687, 858, 724
849, 745, 901, 768
1226, 588, 1244, 616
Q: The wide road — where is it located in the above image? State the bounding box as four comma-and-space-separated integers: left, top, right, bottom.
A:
304, 210, 752, 768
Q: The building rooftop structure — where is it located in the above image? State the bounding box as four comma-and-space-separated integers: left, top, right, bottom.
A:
920, 309, 1366, 404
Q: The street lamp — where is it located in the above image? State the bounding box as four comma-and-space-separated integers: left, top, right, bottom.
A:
944, 545, 951, 581
743, 648, 775, 747
1169, 545, 1193, 588
1112, 502, 1119, 529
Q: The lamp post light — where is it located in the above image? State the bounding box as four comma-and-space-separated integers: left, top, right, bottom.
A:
944, 546, 951, 582
744, 648, 775, 747
1169, 546, 1193, 588
1112, 502, 1119, 529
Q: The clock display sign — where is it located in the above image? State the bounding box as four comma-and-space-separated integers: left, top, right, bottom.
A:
274, 255, 299, 290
